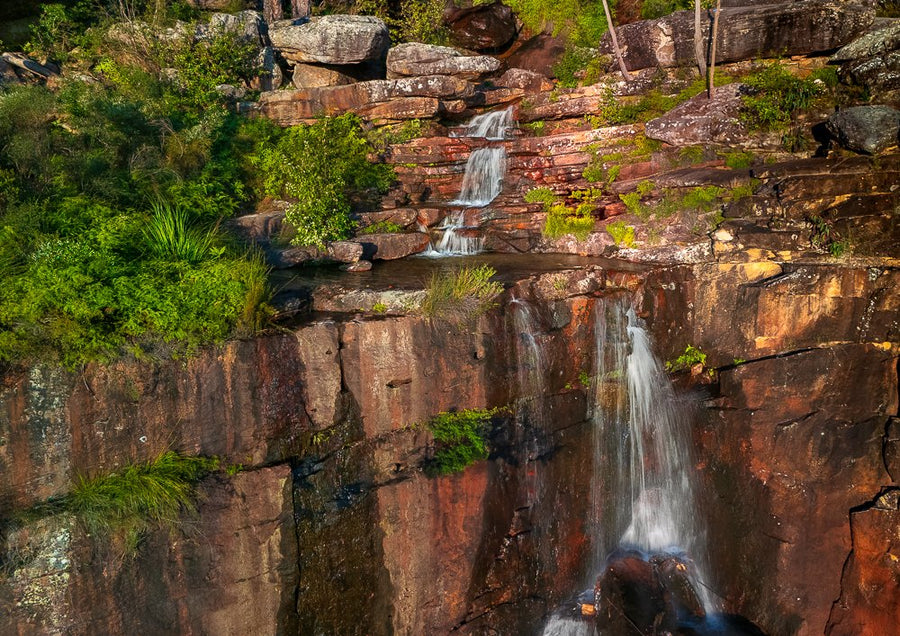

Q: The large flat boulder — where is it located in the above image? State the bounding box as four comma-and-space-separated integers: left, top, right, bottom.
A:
644, 83, 749, 146
603, 0, 875, 71
386, 42, 500, 80
258, 75, 473, 124
270, 15, 390, 65
354, 232, 431, 260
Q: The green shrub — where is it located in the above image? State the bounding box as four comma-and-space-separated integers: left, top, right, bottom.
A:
358, 220, 404, 235
254, 114, 394, 247
524, 186, 557, 205
425, 408, 498, 476
723, 150, 754, 169
666, 344, 707, 372
740, 63, 823, 131
420, 264, 503, 323
65, 451, 219, 552
641, 0, 692, 19
606, 220, 635, 247
553, 47, 606, 87
521, 120, 546, 136
143, 202, 223, 264
543, 203, 594, 240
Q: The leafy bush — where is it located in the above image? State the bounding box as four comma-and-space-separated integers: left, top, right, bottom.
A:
425, 408, 498, 476
420, 264, 503, 323
253, 114, 394, 247
353, 0, 448, 44
358, 220, 404, 235
553, 48, 606, 87
65, 451, 219, 552
501, 0, 608, 46
740, 63, 823, 131
606, 220, 635, 247
543, 203, 595, 240
666, 344, 707, 372
524, 187, 557, 205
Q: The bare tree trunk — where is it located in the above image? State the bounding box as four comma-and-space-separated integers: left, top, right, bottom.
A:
601, 0, 632, 82
263, 0, 282, 24
292, 0, 310, 19
708, 0, 722, 98
694, 0, 706, 78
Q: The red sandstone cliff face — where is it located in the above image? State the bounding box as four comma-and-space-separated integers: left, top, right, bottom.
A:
0, 258, 897, 635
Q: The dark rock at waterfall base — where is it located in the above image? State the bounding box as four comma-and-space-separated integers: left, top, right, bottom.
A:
355, 232, 431, 260
826, 105, 900, 155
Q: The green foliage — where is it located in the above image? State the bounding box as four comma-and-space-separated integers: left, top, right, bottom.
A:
619, 192, 644, 216
524, 187, 557, 205
578, 370, 591, 387
641, 0, 692, 19
0, 79, 273, 366
679, 145, 706, 165
521, 120, 546, 136
553, 48, 607, 87
543, 203, 594, 240
808, 215, 848, 257
358, 220, 404, 235
723, 150, 754, 169
425, 408, 498, 476
606, 220, 635, 247
666, 344, 707, 372
500, 0, 609, 45
420, 265, 504, 323
143, 202, 223, 264
372, 302, 388, 314
740, 63, 823, 131
354, 0, 448, 44
254, 114, 394, 247
66, 451, 219, 552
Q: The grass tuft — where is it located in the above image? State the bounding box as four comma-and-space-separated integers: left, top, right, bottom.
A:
420, 265, 503, 324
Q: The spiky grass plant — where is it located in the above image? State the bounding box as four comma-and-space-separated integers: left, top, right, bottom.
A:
420, 264, 503, 324
143, 202, 221, 264
66, 451, 219, 552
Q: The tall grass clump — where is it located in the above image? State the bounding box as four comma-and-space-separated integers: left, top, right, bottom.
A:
143, 202, 221, 264
420, 264, 503, 323
66, 451, 219, 552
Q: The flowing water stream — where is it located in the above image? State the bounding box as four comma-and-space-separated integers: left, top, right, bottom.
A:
425, 107, 514, 256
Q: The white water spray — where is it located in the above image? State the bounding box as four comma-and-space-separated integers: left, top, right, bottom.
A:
427, 106, 514, 256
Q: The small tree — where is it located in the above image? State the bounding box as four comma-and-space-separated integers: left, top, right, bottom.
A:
601, 0, 632, 82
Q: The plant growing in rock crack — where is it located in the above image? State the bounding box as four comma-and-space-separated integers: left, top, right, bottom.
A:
420, 265, 503, 324
423, 408, 501, 476
606, 220, 635, 247
808, 215, 849, 257
666, 345, 707, 372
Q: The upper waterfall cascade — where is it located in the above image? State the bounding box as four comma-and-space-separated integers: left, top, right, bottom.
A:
426, 106, 514, 257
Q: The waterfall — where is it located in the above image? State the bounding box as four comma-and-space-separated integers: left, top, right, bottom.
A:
541, 299, 716, 635
426, 106, 513, 257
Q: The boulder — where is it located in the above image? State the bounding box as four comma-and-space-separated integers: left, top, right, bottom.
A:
826, 105, 900, 155
353, 232, 431, 260
202, 10, 266, 44
445, 2, 518, 51
258, 75, 473, 124
386, 43, 501, 80
269, 15, 390, 65
292, 63, 354, 89
497, 68, 552, 93
252, 46, 284, 91
504, 33, 567, 77
603, 0, 875, 71
267, 240, 363, 268
832, 21, 900, 91
644, 83, 748, 146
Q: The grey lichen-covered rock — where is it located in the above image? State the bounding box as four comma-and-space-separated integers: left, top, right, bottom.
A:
386, 42, 501, 80
269, 15, 390, 65
497, 68, 552, 93
826, 105, 900, 155
604, 0, 875, 71
832, 21, 900, 91
292, 62, 354, 89
252, 46, 284, 91
201, 10, 266, 43
644, 83, 749, 146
